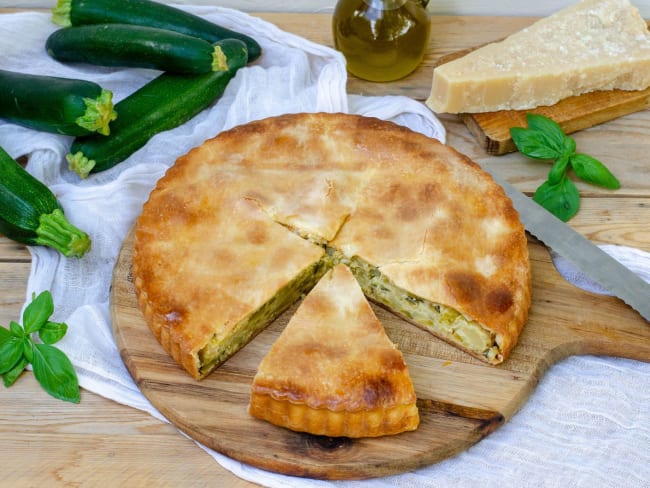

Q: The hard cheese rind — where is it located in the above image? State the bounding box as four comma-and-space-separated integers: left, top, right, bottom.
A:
426, 0, 650, 114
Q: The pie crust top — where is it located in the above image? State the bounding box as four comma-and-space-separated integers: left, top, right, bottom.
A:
132, 112, 531, 379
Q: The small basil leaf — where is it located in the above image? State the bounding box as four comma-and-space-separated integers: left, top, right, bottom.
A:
562, 134, 576, 155
9, 321, 24, 338
525, 113, 568, 154
533, 176, 580, 222
31, 343, 80, 404
548, 154, 571, 185
570, 153, 621, 189
23, 337, 34, 363
0, 336, 23, 375
39, 321, 68, 345
23, 291, 54, 334
510, 127, 563, 160
2, 356, 28, 387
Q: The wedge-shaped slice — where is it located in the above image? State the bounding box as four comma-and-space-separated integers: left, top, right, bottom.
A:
426, 0, 650, 113
249, 264, 419, 438
133, 171, 329, 380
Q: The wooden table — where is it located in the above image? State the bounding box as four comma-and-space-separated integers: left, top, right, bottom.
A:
1, 10, 649, 487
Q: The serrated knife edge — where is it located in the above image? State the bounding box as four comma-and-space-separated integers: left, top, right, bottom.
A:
485, 169, 650, 323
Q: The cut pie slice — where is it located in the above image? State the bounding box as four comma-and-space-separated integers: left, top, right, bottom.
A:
249, 264, 419, 438
133, 172, 329, 380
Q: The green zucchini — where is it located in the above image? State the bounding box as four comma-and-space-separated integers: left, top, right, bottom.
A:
0, 69, 117, 136
52, 0, 262, 62
66, 38, 247, 178
0, 146, 91, 258
46, 24, 228, 74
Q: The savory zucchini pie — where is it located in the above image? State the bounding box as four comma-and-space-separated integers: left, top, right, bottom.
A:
133, 112, 531, 390
249, 264, 419, 438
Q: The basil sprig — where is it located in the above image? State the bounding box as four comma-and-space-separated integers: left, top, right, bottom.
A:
0, 290, 79, 403
510, 113, 620, 222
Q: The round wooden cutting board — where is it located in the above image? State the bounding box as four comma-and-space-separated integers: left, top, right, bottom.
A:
110, 229, 650, 480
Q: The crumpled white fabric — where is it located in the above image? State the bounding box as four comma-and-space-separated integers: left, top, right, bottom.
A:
551, 245, 650, 295
1, 7, 648, 488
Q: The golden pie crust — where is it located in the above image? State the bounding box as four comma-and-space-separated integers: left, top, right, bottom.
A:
133, 176, 327, 379
249, 264, 419, 438
133, 112, 531, 381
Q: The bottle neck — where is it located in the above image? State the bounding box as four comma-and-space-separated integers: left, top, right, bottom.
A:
362, 0, 409, 11
361, 0, 429, 10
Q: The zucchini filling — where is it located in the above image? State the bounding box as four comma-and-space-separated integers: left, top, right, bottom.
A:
331, 250, 501, 362
198, 256, 332, 376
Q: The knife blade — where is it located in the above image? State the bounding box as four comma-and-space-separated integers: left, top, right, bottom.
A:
484, 169, 650, 322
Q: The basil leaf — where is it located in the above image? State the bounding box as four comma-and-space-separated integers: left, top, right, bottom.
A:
525, 113, 568, 154
562, 134, 576, 155
9, 320, 24, 338
533, 176, 580, 222
2, 356, 28, 387
510, 127, 564, 160
0, 336, 23, 375
570, 153, 621, 189
23, 291, 54, 334
23, 337, 34, 363
38, 321, 68, 345
31, 343, 80, 403
548, 154, 571, 185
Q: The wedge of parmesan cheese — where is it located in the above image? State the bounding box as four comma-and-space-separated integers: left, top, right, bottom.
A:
426, 0, 650, 114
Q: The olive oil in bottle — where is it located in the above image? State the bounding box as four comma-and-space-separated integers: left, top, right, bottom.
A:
332, 0, 430, 82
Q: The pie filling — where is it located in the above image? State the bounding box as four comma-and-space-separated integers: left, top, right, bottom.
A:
332, 251, 502, 363
197, 257, 332, 377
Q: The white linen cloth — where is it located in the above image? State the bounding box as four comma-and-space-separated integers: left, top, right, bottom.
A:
1, 7, 648, 488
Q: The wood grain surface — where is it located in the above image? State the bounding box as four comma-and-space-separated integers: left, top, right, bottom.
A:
111, 228, 650, 480
433, 21, 650, 155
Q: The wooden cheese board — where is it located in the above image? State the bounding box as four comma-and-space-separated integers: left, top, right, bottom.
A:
110, 229, 650, 480
435, 21, 650, 155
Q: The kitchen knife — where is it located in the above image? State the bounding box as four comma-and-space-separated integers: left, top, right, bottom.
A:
485, 169, 650, 322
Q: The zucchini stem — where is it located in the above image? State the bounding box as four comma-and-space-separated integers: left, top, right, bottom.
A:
66, 151, 95, 179
51, 0, 72, 27
35, 209, 91, 258
76, 88, 117, 136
